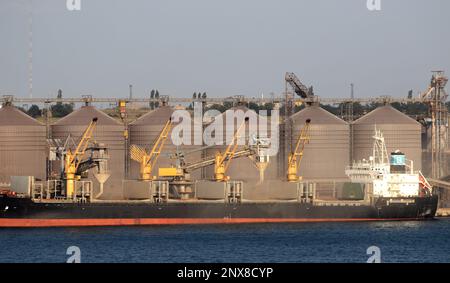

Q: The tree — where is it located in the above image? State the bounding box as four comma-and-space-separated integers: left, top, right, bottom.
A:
261, 103, 274, 115
248, 102, 260, 112
207, 104, 227, 113
27, 104, 41, 118
51, 89, 73, 118
407, 90, 413, 99
150, 89, 155, 109
51, 103, 73, 118
155, 90, 160, 108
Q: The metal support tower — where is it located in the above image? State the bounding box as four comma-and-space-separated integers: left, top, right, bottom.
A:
283, 80, 293, 178
28, 0, 33, 98
349, 84, 355, 163
422, 71, 448, 179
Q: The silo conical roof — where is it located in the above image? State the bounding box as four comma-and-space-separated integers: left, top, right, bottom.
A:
203, 105, 279, 184
209, 105, 272, 135
352, 105, 422, 171
51, 106, 124, 199
129, 106, 204, 181
291, 106, 347, 124
53, 106, 121, 126
0, 105, 43, 126
354, 105, 420, 125
0, 106, 46, 182
288, 106, 350, 180
130, 106, 173, 125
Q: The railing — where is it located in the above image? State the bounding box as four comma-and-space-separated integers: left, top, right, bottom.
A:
297, 180, 372, 205
0, 182, 10, 188
297, 182, 315, 203
151, 181, 169, 203
226, 181, 243, 203
32, 180, 93, 203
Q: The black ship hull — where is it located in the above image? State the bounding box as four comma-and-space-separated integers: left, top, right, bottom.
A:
0, 194, 438, 227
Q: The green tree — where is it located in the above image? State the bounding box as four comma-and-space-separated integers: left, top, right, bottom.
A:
27, 104, 41, 118
248, 102, 260, 112
155, 90, 160, 108
150, 89, 155, 109
51, 89, 73, 118
51, 103, 73, 118
206, 104, 226, 113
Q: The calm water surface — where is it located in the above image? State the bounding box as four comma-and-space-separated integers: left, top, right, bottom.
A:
1, 218, 449, 263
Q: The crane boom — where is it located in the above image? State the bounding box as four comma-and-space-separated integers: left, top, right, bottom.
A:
285, 72, 314, 99
287, 119, 311, 182
184, 149, 253, 173
158, 117, 270, 183
214, 117, 248, 182
130, 118, 172, 180
64, 117, 98, 197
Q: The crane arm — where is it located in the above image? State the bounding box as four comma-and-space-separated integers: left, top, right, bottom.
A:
64, 117, 98, 198
68, 117, 98, 172
214, 118, 248, 181
130, 118, 173, 180
184, 149, 252, 172
287, 119, 311, 182
285, 72, 313, 99
146, 119, 172, 169
420, 86, 435, 101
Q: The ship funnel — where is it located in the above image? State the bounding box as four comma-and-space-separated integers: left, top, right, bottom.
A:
94, 173, 111, 199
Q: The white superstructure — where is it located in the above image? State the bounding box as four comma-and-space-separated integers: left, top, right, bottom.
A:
346, 128, 431, 198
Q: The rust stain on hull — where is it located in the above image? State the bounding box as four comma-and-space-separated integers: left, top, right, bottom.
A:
0, 217, 419, 228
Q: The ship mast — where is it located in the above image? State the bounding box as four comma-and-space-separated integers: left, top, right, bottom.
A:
371, 126, 389, 168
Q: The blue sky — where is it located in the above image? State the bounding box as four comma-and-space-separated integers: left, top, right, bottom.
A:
1, 0, 449, 99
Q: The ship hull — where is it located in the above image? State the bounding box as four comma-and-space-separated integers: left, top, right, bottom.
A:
0, 195, 438, 227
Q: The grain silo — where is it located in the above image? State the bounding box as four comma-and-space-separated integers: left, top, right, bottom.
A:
203, 106, 279, 184
288, 106, 350, 180
0, 105, 47, 183
51, 106, 125, 199
129, 106, 203, 180
353, 105, 422, 170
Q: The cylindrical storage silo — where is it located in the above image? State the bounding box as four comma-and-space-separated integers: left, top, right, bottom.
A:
0, 106, 47, 183
289, 106, 350, 180
129, 106, 204, 181
51, 106, 125, 199
203, 106, 279, 185
353, 105, 422, 171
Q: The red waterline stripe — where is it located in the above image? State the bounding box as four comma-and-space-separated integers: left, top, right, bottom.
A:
0, 218, 420, 228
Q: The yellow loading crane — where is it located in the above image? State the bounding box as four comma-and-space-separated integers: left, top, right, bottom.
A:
130, 118, 172, 181
158, 117, 268, 183
287, 119, 311, 182
214, 117, 249, 182
64, 117, 98, 197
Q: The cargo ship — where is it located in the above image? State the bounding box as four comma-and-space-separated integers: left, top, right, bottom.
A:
0, 125, 438, 227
